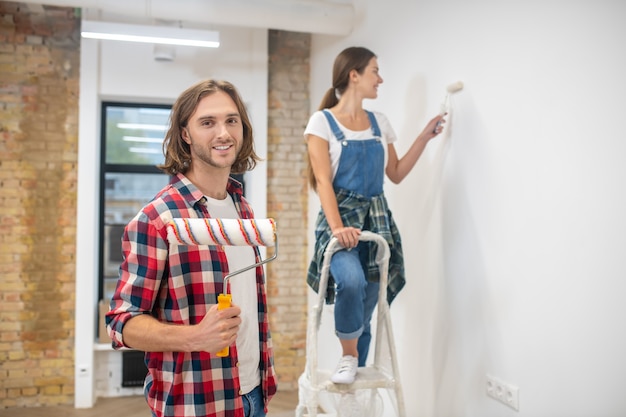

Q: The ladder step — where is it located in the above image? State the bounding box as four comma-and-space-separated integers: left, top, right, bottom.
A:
314, 367, 398, 392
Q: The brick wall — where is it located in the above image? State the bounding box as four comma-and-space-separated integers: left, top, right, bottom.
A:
267, 30, 310, 390
0, 1, 80, 408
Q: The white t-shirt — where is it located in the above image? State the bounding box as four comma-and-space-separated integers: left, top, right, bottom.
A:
303, 110, 397, 180
203, 195, 260, 395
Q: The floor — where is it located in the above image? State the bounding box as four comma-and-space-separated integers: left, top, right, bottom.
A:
0, 389, 299, 417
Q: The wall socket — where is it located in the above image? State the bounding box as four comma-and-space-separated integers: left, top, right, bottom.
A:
486, 374, 519, 411
78, 364, 90, 377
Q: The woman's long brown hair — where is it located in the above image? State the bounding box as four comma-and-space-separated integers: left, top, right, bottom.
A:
306, 47, 377, 192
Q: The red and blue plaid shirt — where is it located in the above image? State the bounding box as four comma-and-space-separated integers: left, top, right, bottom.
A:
106, 173, 277, 417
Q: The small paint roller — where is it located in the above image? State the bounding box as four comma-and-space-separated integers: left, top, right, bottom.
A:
434, 81, 464, 132
167, 218, 278, 357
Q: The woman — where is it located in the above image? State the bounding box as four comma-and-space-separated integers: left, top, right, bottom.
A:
305, 46, 445, 384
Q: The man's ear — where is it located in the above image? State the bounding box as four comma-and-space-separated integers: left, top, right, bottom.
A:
182, 127, 191, 144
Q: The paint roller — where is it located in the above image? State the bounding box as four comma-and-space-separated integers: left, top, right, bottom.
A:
434, 81, 464, 133
167, 217, 278, 357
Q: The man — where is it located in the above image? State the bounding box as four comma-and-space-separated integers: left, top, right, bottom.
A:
106, 79, 277, 417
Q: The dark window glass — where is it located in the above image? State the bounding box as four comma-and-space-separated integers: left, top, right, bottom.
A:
104, 104, 171, 165
99, 102, 171, 303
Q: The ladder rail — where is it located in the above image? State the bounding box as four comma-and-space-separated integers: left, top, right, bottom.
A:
299, 231, 406, 417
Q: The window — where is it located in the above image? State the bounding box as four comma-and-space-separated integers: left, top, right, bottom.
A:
99, 102, 171, 302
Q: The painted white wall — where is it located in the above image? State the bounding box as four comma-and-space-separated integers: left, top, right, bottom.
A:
74, 22, 268, 406
308, 1, 626, 416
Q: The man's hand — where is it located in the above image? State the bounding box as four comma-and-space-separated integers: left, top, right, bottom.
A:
192, 303, 242, 353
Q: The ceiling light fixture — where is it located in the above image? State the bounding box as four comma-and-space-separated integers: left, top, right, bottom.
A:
122, 136, 165, 143
117, 123, 168, 131
81, 20, 220, 48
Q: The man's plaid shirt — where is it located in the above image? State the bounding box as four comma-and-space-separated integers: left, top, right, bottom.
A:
106, 173, 277, 417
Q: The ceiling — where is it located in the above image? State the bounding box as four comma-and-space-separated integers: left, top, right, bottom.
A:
18, 0, 355, 36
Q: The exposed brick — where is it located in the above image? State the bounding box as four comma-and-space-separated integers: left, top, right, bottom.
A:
21, 386, 38, 396
267, 30, 310, 390
0, 0, 78, 408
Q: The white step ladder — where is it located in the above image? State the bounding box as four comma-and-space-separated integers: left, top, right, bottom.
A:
296, 231, 406, 417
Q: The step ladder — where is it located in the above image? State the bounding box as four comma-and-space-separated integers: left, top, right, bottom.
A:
296, 231, 406, 417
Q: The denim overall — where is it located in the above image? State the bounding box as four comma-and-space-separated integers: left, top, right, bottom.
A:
322, 109, 384, 366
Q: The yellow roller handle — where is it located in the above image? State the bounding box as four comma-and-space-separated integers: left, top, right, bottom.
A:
216, 293, 232, 357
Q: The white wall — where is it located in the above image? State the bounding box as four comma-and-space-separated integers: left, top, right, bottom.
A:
308, 1, 626, 416
74, 22, 268, 406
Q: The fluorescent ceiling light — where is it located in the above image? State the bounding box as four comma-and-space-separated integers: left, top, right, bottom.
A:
129, 147, 162, 154
117, 123, 168, 131
123, 136, 164, 143
81, 20, 219, 48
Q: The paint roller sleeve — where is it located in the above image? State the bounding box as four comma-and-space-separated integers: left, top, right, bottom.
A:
446, 81, 464, 93
167, 218, 276, 247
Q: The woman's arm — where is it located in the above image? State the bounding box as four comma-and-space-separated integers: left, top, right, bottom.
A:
385, 114, 445, 184
307, 134, 360, 248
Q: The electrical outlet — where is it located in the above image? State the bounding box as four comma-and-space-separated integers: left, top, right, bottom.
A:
78, 364, 90, 377
486, 374, 519, 411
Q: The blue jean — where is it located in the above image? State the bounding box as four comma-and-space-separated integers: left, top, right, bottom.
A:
243, 385, 265, 417
330, 244, 380, 367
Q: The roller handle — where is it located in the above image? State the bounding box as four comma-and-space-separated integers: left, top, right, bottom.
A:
215, 293, 232, 357
433, 119, 443, 134
433, 81, 463, 133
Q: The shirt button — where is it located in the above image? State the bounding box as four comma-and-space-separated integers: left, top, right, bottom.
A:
236, 361, 240, 367
239, 389, 243, 395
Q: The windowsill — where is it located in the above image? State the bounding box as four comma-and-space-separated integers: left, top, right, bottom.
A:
94, 342, 135, 351
94, 342, 114, 351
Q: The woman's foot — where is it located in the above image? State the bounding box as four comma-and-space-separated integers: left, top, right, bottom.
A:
330, 355, 358, 384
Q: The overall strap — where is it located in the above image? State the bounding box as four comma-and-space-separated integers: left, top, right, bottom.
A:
322, 109, 345, 141
365, 110, 381, 138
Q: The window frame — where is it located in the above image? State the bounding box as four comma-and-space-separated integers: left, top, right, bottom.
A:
98, 101, 172, 302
